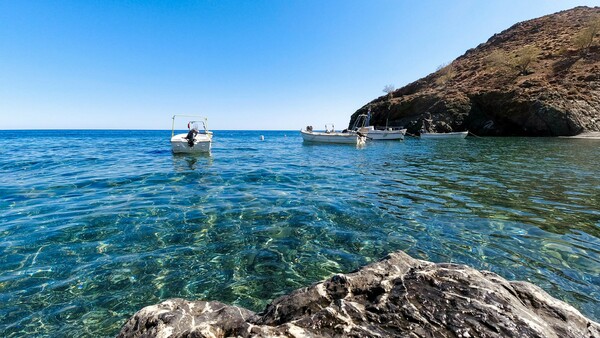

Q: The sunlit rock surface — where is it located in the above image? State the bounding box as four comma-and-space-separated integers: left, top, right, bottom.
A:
118, 251, 600, 337
350, 6, 600, 136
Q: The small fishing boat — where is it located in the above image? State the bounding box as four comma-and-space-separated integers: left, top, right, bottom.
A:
355, 126, 407, 140
300, 124, 366, 145
171, 115, 213, 153
352, 110, 406, 140
420, 131, 468, 139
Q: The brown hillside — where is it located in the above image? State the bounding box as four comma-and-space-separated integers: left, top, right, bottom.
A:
351, 6, 600, 136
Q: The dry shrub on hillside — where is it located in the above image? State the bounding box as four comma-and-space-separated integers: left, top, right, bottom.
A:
486, 46, 540, 76
382, 84, 395, 110
513, 45, 540, 75
574, 15, 600, 51
435, 62, 456, 85
486, 50, 510, 71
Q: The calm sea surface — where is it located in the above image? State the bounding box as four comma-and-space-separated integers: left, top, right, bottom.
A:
1, 130, 599, 336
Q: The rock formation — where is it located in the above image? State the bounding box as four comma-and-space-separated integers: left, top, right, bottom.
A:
118, 251, 600, 337
350, 6, 600, 136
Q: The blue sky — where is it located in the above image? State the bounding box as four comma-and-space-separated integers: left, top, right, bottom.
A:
1, 0, 598, 130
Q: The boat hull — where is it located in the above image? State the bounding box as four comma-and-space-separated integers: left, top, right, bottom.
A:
358, 127, 406, 140
300, 130, 365, 144
420, 131, 468, 139
171, 133, 212, 153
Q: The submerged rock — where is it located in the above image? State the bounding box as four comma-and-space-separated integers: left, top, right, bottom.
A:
118, 251, 600, 337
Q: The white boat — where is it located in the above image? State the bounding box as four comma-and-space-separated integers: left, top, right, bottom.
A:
352, 111, 406, 140
170, 115, 213, 154
356, 126, 407, 140
420, 131, 468, 139
300, 124, 366, 145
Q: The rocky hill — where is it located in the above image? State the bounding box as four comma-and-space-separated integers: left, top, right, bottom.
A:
351, 6, 600, 136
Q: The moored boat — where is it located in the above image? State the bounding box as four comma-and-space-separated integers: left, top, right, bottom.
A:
352, 111, 406, 140
300, 124, 366, 145
171, 115, 213, 154
355, 125, 407, 140
419, 131, 468, 139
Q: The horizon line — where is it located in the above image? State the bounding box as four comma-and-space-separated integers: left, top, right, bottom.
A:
0, 128, 302, 131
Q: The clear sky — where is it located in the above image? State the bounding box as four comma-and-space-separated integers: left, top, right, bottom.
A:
1, 0, 598, 130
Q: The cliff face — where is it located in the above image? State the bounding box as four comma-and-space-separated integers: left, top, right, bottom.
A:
352, 6, 600, 136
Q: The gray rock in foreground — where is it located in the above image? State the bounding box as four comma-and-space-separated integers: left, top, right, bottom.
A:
118, 251, 600, 337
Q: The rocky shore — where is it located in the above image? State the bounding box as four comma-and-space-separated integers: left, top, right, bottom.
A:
118, 251, 599, 337
351, 6, 600, 137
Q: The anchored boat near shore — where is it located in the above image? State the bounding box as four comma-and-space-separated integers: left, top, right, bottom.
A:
352, 109, 406, 140
300, 124, 366, 145
420, 131, 468, 139
355, 125, 407, 140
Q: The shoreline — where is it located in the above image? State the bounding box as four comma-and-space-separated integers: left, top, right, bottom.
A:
560, 132, 600, 139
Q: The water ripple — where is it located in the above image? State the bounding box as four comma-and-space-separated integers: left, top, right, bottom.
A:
0, 131, 599, 336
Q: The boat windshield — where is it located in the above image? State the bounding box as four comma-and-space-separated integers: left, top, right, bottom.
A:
171, 115, 210, 137
189, 120, 208, 133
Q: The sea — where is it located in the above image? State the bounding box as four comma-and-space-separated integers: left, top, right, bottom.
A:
1, 130, 599, 337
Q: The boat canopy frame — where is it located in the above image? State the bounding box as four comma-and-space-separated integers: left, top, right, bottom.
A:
171, 115, 210, 138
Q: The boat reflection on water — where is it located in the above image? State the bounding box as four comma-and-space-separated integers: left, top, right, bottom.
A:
172, 152, 213, 171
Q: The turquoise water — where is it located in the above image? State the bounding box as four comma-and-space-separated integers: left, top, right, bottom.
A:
1, 130, 599, 336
